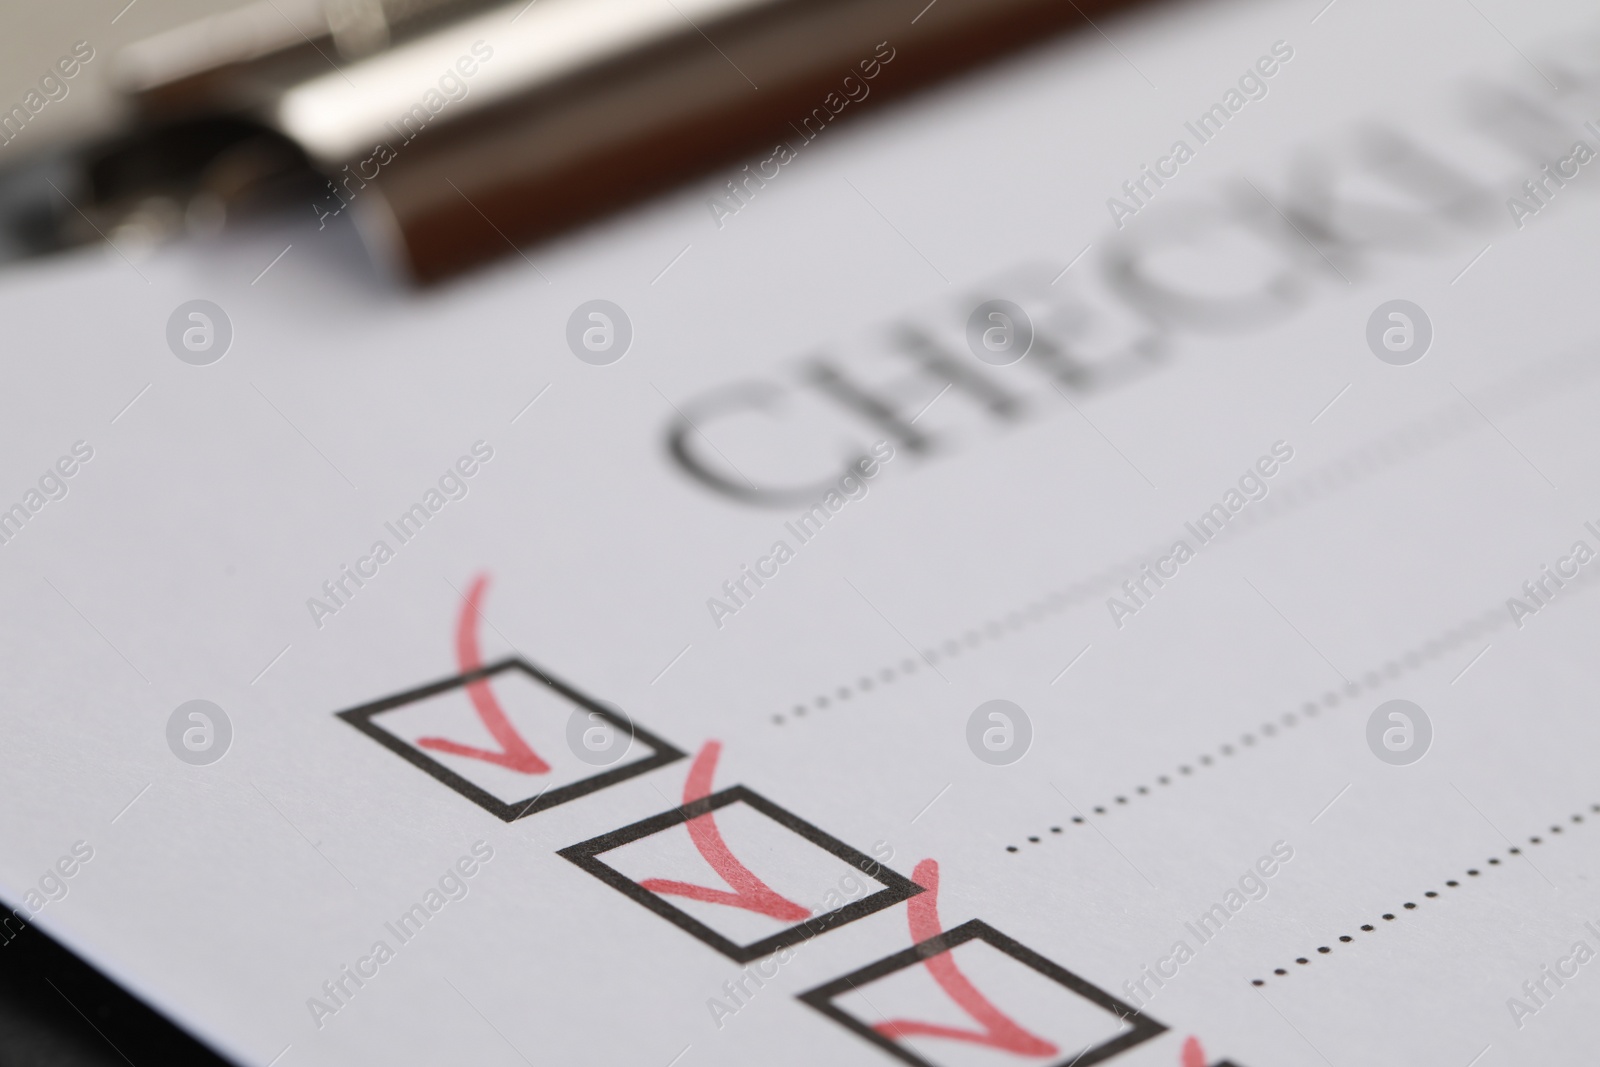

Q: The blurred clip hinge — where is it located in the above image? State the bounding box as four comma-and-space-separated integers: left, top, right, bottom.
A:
0, 0, 1122, 284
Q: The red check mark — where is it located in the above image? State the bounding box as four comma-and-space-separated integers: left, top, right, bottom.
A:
638, 742, 811, 922
872, 859, 1057, 1057
1181, 1036, 1205, 1067
417, 573, 550, 774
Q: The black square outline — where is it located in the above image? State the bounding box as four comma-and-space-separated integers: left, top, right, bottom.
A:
557, 786, 924, 962
797, 919, 1167, 1067
334, 657, 686, 822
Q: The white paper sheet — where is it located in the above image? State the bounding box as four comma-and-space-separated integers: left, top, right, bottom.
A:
4, 1, 1600, 1064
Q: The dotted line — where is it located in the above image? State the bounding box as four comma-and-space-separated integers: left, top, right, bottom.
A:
1251, 804, 1599, 985
772, 546, 1166, 724
1001, 601, 1514, 852
771, 350, 1600, 727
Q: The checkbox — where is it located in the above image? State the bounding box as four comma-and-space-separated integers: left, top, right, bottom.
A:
559, 785, 923, 962
799, 919, 1166, 1067
335, 657, 685, 821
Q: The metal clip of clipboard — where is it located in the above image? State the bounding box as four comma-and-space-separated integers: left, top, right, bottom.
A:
0, 0, 1140, 283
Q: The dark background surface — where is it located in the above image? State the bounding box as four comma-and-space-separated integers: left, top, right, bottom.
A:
0, 913, 230, 1067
